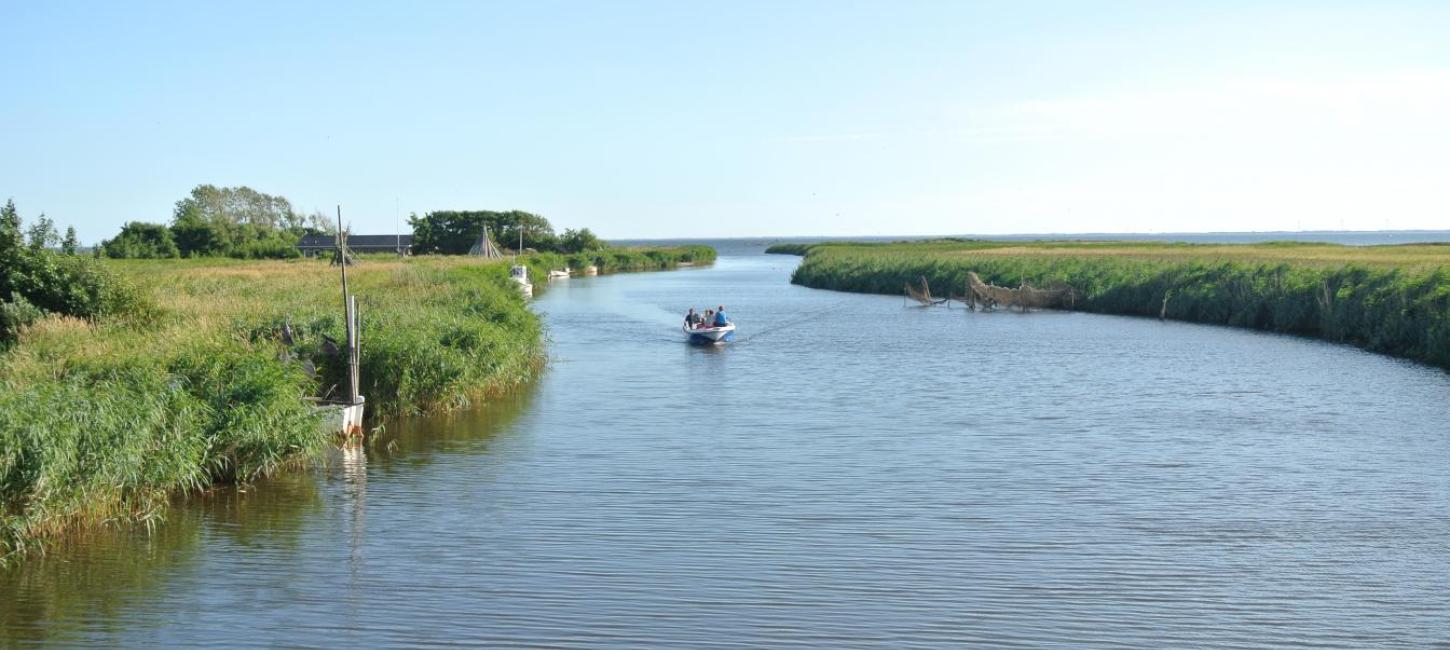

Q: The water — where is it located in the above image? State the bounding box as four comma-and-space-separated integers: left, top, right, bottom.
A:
6, 248, 1450, 648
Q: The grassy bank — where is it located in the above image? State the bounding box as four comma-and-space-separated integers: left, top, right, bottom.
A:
0, 255, 551, 559
779, 239, 1450, 369
762, 243, 817, 256
525, 244, 716, 276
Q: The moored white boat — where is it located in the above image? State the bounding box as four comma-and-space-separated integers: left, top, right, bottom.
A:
510, 264, 533, 298
684, 322, 736, 344
547, 268, 571, 280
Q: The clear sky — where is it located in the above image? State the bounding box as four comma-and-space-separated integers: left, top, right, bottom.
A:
3, 1, 1448, 243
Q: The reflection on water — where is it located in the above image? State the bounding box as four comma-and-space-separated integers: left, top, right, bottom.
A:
366, 382, 537, 468
341, 441, 367, 578
0, 383, 536, 648
0, 472, 325, 646
6, 251, 1450, 648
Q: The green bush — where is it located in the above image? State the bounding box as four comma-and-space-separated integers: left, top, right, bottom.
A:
228, 235, 303, 260
101, 222, 180, 259
523, 244, 716, 281
0, 297, 43, 347
0, 199, 133, 347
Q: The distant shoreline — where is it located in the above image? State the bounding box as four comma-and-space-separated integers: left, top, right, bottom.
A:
615, 230, 1450, 249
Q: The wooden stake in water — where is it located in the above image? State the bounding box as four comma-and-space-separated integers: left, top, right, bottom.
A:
337, 206, 359, 405
349, 294, 360, 403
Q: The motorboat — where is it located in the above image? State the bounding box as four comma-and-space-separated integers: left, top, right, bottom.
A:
684, 322, 736, 345
547, 268, 571, 280
510, 264, 533, 298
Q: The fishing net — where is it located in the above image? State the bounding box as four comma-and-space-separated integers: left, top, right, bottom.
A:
904, 276, 944, 306
964, 272, 1077, 311
468, 227, 504, 258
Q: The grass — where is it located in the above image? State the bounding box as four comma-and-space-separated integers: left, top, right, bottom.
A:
0, 253, 557, 560
526, 244, 717, 276
779, 239, 1450, 369
762, 243, 817, 256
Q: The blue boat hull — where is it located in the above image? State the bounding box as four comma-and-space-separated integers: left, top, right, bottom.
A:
684, 322, 736, 345
688, 330, 735, 345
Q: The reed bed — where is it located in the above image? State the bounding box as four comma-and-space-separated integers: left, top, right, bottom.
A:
527, 244, 717, 276
0, 255, 548, 559
763, 243, 816, 256
784, 240, 1450, 370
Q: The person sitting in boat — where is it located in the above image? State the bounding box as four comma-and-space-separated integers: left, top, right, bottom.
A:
703, 309, 714, 326
713, 305, 729, 327
684, 308, 702, 329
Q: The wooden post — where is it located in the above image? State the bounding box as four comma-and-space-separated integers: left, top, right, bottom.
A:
337, 206, 350, 313
337, 206, 359, 405
349, 294, 360, 403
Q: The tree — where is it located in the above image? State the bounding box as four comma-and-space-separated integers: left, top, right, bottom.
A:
559, 228, 602, 253
0, 199, 20, 260
100, 222, 180, 259
409, 210, 557, 255
169, 184, 303, 257
0, 199, 19, 245
170, 210, 229, 257
304, 209, 338, 236
62, 227, 79, 255
27, 214, 57, 251
173, 184, 299, 230
0, 199, 21, 296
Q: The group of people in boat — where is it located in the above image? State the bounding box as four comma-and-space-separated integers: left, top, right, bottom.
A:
684, 305, 730, 329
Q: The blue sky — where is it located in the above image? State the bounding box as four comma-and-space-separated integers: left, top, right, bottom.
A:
3, 1, 1448, 243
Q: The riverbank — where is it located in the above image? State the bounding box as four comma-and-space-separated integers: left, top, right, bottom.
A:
7, 249, 1450, 646
529, 244, 716, 274
0, 248, 711, 560
772, 240, 1450, 370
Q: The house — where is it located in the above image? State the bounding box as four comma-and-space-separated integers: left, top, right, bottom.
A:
297, 233, 413, 257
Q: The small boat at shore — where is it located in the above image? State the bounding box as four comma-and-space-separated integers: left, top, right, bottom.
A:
684, 322, 736, 345
547, 268, 571, 280
510, 264, 533, 298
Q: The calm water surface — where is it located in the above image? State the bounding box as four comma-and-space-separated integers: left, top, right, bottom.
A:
6, 249, 1450, 648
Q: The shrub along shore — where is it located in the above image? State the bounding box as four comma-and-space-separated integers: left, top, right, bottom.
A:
771, 239, 1450, 370
531, 244, 716, 274
0, 246, 713, 560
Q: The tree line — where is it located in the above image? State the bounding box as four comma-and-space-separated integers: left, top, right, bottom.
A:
407, 210, 603, 255
100, 184, 330, 259
100, 186, 607, 260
